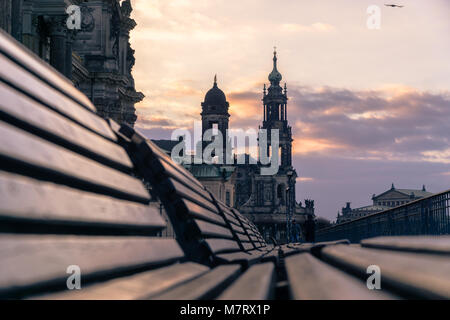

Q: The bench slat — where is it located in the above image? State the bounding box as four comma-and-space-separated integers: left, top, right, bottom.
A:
203, 239, 241, 254
0, 172, 165, 234
0, 234, 184, 298
215, 250, 264, 266
242, 242, 255, 251
178, 198, 226, 226
261, 249, 279, 263
148, 140, 206, 189
229, 224, 246, 235
361, 236, 450, 255
286, 253, 396, 300
34, 262, 209, 300
154, 158, 213, 203
151, 264, 241, 300
0, 121, 149, 203
218, 262, 275, 300
0, 54, 115, 141
193, 219, 234, 239
0, 31, 95, 112
0, 82, 133, 171
321, 244, 450, 299
157, 155, 207, 191
169, 178, 217, 212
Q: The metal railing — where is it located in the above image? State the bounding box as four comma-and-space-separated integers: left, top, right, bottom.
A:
316, 189, 450, 243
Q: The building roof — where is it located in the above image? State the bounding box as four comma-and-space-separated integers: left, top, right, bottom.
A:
395, 189, 433, 198
373, 184, 433, 199
202, 75, 229, 114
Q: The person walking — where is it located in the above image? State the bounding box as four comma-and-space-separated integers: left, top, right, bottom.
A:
304, 214, 316, 243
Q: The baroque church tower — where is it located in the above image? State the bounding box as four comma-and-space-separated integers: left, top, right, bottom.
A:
200, 75, 230, 161
262, 48, 293, 170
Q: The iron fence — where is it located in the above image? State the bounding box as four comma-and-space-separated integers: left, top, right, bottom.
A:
316, 189, 450, 243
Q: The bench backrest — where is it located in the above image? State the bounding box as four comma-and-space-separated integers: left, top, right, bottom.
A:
0, 30, 184, 298
117, 124, 270, 264
0, 28, 270, 299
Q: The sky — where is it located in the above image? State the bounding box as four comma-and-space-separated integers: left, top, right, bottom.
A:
128, 0, 450, 221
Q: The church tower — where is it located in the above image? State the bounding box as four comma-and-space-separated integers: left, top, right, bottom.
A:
201, 75, 230, 160
261, 49, 293, 170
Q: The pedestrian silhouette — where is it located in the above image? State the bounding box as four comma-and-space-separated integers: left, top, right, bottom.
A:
304, 214, 316, 243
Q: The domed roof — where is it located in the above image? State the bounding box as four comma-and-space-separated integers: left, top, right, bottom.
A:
268, 49, 282, 84
205, 84, 227, 105
202, 75, 229, 113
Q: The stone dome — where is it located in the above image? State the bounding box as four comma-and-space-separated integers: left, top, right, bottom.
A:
202, 75, 229, 113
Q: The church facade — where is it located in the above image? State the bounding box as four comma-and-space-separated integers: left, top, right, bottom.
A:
184, 50, 314, 243
0, 0, 143, 126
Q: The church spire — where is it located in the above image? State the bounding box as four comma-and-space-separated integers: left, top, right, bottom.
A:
213, 74, 217, 87
273, 47, 277, 69
268, 47, 282, 85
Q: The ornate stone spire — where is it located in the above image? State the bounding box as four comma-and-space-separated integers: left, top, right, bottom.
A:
268, 47, 282, 85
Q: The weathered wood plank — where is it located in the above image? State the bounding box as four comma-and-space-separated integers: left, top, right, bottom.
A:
34, 263, 209, 300
168, 178, 217, 212
149, 156, 213, 203
202, 239, 241, 254
286, 253, 396, 300
0, 172, 165, 233
235, 233, 251, 242
192, 219, 234, 239
132, 137, 205, 190
218, 262, 275, 300
281, 245, 309, 257
0, 54, 115, 140
215, 250, 264, 266
0, 82, 133, 171
0, 235, 184, 298
157, 155, 206, 190
361, 236, 450, 255
229, 224, 246, 235
0, 121, 149, 202
321, 244, 450, 299
261, 249, 279, 263
0, 31, 95, 111
151, 265, 241, 300
241, 242, 255, 251
178, 198, 226, 226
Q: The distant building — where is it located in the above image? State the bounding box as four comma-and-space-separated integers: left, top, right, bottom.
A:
372, 183, 432, 207
182, 50, 314, 243
336, 184, 433, 224
0, 0, 143, 126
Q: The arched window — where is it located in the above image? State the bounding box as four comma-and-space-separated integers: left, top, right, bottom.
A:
277, 184, 285, 204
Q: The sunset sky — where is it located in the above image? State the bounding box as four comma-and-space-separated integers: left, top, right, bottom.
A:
129, 0, 450, 221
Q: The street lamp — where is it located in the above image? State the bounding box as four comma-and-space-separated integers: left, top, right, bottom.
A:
286, 170, 294, 243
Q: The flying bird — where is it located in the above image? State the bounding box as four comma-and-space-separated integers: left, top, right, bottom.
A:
385, 4, 404, 7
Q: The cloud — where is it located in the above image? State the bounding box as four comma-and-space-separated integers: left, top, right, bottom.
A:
135, 114, 179, 130
147, 83, 450, 165
284, 85, 450, 163
280, 23, 336, 33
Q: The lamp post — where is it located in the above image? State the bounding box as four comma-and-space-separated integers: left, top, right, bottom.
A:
285, 186, 290, 243
286, 170, 294, 243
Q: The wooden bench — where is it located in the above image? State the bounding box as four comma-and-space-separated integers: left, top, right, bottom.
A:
0, 30, 277, 300
116, 123, 278, 268
1, 30, 449, 300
